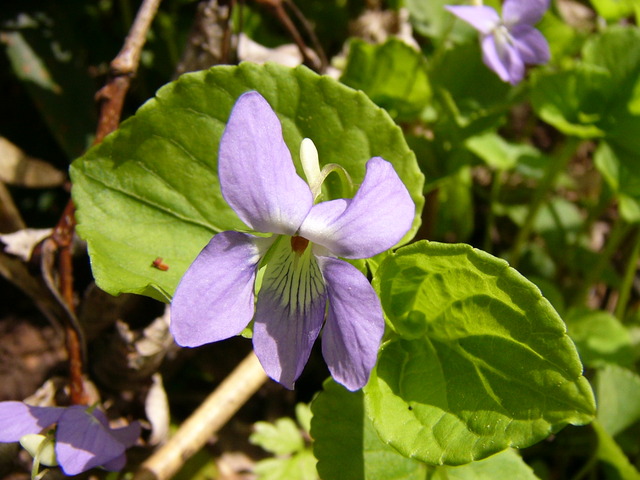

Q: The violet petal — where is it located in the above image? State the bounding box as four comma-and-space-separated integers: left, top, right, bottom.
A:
300, 157, 414, 259
101, 453, 127, 472
318, 257, 384, 391
445, 5, 500, 35
511, 24, 550, 65
55, 407, 126, 475
502, 0, 549, 27
0, 402, 64, 442
171, 231, 261, 347
90, 408, 140, 461
481, 34, 525, 85
252, 237, 327, 388
107, 422, 141, 448
218, 91, 313, 235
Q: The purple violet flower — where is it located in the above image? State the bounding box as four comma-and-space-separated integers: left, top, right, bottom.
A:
0, 401, 140, 475
170, 91, 415, 391
446, 0, 551, 84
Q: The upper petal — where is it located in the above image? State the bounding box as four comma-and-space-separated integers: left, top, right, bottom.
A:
445, 5, 500, 35
299, 157, 414, 259
511, 25, 550, 65
170, 231, 261, 347
299, 198, 349, 239
502, 0, 549, 26
55, 407, 126, 475
219, 91, 313, 235
482, 33, 525, 84
0, 402, 64, 441
252, 236, 328, 389
318, 257, 384, 391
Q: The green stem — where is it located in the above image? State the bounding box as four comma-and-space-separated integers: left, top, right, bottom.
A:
571, 217, 630, 308
483, 169, 504, 253
30, 435, 55, 480
570, 452, 599, 480
429, 19, 456, 67
319, 163, 354, 199
510, 137, 580, 268
615, 226, 640, 320
30, 450, 41, 480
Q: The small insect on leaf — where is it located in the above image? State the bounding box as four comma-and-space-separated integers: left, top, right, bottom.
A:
152, 257, 169, 271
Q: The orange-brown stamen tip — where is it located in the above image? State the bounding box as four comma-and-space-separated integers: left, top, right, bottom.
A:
291, 235, 310, 255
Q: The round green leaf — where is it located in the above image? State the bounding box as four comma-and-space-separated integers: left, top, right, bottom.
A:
596, 365, 640, 438
70, 63, 424, 301
530, 65, 610, 138
432, 449, 538, 480
253, 450, 318, 480
590, 0, 637, 21
250, 418, 304, 456
429, 42, 512, 132
582, 26, 640, 95
340, 37, 432, 121
566, 308, 634, 368
366, 241, 595, 466
311, 378, 427, 480
592, 420, 640, 480
594, 140, 640, 223
464, 132, 541, 172
406, 0, 489, 42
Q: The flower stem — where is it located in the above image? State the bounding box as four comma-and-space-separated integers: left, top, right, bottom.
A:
132, 352, 268, 480
509, 137, 579, 268
571, 217, 630, 308
320, 163, 354, 198
483, 169, 505, 253
615, 226, 640, 320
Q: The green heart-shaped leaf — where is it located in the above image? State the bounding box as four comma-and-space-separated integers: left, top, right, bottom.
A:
311, 378, 427, 480
432, 449, 538, 479
367, 241, 595, 465
70, 63, 424, 301
597, 365, 640, 438
340, 37, 431, 121
530, 65, 610, 138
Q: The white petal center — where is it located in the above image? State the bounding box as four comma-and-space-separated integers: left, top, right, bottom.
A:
262, 236, 326, 316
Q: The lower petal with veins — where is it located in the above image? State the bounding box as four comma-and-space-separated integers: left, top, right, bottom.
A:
253, 236, 328, 389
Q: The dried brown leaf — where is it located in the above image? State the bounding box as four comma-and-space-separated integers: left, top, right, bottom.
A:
0, 137, 65, 188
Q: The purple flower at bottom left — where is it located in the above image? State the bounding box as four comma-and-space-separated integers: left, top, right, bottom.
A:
0, 401, 140, 476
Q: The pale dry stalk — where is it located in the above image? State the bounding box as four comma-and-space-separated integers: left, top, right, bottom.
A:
133, 352, 268, 480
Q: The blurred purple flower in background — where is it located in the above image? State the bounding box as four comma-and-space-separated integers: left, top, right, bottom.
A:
0, 401, 140, 475
446, 0, 550, 84
170, 91, 415, 391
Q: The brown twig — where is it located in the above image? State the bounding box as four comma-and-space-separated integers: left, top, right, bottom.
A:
283, 0, 327, 71
95, 0, 163, 144
133, 352, 268, 480
220, 0, 236, 64
253, 0, 324, 72
50, 0, 163, 404
50, 201, 87, 404
51, 2, 270, 475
